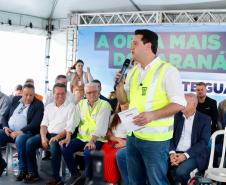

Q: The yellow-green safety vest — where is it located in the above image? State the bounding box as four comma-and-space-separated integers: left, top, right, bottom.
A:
127, 58, 176, 141
77, 99, 108, 142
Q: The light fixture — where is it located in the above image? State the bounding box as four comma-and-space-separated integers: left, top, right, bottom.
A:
194, 16, 198, 22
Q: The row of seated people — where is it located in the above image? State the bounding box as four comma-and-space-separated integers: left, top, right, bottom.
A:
0, 79, 224, 185
0, 81, 118, 185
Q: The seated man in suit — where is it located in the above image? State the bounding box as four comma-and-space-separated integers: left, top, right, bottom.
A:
60, 82, 111, 185
0, 84, 44, 179
168, 93, 211, 185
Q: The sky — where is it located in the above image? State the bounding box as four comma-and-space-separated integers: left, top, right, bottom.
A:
0, 31, 66, 96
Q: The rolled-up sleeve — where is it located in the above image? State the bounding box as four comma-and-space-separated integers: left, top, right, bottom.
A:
92, 103, 111, 138
65, 104, 80, 133
163, 67, 187, 107
41, 106, 49, 127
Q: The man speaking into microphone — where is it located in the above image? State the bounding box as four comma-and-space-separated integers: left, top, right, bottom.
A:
114, 29, 186, 185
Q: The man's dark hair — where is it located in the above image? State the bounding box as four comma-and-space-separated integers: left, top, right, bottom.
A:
92, 79, 101, 86
196, 82, 206, 87
25, 78, 34, 85
15, 84, 22, 91
135, 29, 158, 54
55, 75, 66, 82
53, 83, 67, 92
23, 83, 35, 91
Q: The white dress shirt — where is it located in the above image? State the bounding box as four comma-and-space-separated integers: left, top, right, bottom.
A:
177, 114, 194, 151
41, 100, 77, 134
170, 113, 195, 159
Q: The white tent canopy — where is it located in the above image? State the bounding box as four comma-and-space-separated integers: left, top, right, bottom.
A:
0, 0, 225, 95
0, 0, 225, 19
1, 0, 225, 34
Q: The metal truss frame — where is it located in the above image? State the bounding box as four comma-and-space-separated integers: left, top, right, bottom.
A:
66, 9, 226, 71
1, 9, 226, 32
0, 10, 48, 33
74, 9, 226, 25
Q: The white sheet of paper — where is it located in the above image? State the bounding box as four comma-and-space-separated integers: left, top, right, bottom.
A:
118, 108, 144, 132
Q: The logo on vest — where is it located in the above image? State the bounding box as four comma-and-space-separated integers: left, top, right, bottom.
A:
141, 87, 148, 96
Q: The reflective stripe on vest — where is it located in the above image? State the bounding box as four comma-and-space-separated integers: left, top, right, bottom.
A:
77, 99, 107, 142
128, 58, 174, 141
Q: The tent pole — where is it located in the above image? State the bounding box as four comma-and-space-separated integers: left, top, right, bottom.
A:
44, 25, 52, 95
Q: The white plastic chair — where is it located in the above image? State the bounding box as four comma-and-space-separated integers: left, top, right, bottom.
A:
205, 127, 226, 182
5, 143, 17, 175
5, 143, 43, 175
38, 148, 66, 176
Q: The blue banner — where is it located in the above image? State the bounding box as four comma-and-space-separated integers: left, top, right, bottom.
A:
77, 25, 226, 103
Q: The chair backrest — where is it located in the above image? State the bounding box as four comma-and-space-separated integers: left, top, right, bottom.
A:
208, 127, 226, 168
223, 112, 226, 128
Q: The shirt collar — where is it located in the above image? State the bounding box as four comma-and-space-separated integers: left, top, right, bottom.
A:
87, 98, 100, 108
19, 98, 31, 106
137, 56, 160, 71
54, 99, 69, 108
183, 113, 195, 120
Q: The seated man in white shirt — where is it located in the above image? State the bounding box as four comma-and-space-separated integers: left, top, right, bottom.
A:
43, 75, 76, 160
25, 83, 77, 185
168, 93, 211, 185
59, 82, 111, 185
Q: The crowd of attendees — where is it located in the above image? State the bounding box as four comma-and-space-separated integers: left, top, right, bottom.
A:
0, 58, 225, 185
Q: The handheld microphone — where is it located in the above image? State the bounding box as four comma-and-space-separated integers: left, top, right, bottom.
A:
115, 59, 131, 87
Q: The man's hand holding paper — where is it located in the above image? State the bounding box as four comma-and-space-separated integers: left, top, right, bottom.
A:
118, 108, 146, 131
133, 111, 154, 126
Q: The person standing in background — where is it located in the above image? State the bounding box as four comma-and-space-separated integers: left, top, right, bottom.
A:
66, 59, 93, 102
24, 78, 43, 102
44, 75, 76, 106
196, 82, 218, 134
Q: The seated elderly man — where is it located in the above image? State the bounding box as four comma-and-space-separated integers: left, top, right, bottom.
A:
168, 93, 211, 185
0, 84, 44, 179
25, 83, 77, 185
59, 82, 111, 185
